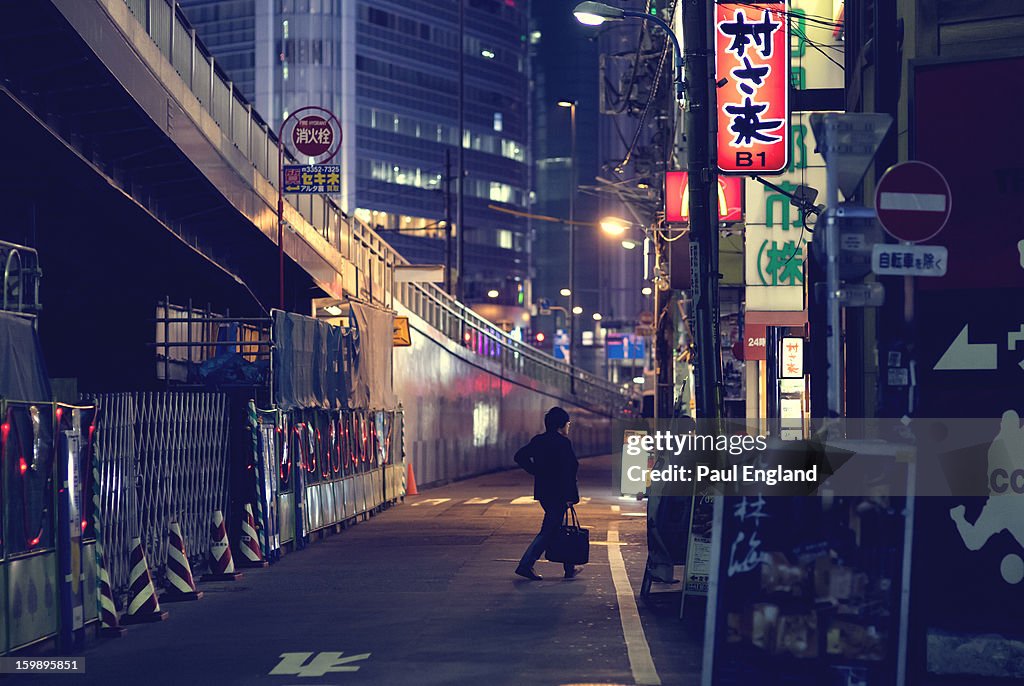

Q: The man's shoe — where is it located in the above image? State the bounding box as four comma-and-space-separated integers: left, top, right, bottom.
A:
515, 565, 543, 581
564, 566, 581, 579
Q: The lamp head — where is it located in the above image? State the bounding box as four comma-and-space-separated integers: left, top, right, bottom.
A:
573, 1, 625, 26
556, 100, 576, 109
600, 216, 630, 237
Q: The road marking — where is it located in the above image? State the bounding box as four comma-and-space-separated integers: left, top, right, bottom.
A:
510, 496, 535, 505
611, 505, 621, 512
409, 498, 451, 507
607, 522, 661, 685
463, 497, 497, 505
270, 652, 371, 677
620, 512, 646, 517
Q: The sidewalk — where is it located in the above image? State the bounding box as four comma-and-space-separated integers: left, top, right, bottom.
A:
72, 454, 704, 685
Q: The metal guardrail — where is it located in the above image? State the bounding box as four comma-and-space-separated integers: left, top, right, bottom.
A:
0, 240, 42, 318
117, 0, 631, 415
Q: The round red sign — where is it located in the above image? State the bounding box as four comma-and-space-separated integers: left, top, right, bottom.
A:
874, 160, 952, 243
292, 116, 334, 157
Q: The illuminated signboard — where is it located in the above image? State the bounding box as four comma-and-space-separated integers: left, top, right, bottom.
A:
716, 1, 790, 174
664, 171, 744, 223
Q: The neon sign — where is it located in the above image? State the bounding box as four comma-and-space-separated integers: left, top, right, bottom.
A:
716, 1, 790, 174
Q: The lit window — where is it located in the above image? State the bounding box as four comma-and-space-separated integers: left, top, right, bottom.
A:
493, 112, 503, 132
497, 230, 513, 249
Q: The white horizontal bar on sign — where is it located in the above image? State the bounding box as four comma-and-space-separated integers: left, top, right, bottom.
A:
394, 264, 445, 283
879, 192, 947, 212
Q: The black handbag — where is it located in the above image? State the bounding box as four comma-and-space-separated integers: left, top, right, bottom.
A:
545, 506, 590, 565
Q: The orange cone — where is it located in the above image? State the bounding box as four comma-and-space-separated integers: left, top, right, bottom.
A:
406, 462, 418, 496
121, 538, 169, 624
162, 520, 204, 601
237, 504, 268, 568
201, 510, 244, 581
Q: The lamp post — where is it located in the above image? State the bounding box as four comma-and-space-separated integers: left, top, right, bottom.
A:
557, 99, 578, 394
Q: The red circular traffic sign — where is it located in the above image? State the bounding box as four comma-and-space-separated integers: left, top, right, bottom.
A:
874, 161, 952, 243
292, 115, 335, 157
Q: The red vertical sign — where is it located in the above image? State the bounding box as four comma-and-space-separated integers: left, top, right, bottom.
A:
665, 171, 745, 223
716, 2, 790, 175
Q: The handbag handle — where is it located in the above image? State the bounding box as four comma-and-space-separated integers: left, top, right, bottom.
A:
563, 505, 580, 529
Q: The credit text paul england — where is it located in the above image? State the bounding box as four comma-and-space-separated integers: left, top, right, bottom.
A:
626, 464, 819, 486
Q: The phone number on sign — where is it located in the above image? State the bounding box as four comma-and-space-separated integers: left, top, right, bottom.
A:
0, 658, 85, 674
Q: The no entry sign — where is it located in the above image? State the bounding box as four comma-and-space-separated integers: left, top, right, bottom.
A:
874, 161, 952, 242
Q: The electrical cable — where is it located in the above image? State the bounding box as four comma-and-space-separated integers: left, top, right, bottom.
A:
616, 0, 679, 171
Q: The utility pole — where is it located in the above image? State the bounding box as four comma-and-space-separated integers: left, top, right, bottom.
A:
456, 0, 466, 302
681, 0, 721, 422
444, 149, 453, 295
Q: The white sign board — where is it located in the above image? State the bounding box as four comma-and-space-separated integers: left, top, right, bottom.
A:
871, 244, 948, 277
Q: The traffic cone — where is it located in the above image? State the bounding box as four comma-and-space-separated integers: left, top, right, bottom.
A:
406, 462, 418, 496
237, 504, 268, 568
162, 520, 204, 601
121, 537, 168, 624
96, 545, 126, 637
201, 510, 244, 581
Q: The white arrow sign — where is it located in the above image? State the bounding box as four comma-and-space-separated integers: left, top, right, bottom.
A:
934, 325, 998, 371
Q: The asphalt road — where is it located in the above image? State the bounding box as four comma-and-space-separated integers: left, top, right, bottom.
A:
67, 454, 704, 685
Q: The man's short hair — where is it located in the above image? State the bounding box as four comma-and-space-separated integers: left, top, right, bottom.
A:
545, 406, 571, 432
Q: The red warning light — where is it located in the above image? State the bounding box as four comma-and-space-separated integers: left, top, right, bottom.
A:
81, 519, 88, 533
535, 332, 545, 343
19, 457, 28, 475
29, 535, 41, 547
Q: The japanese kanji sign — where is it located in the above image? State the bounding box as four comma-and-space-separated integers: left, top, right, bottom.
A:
871, 244, 948, 277
283, 165, 341, 194
665, 171, 744, 223
716, 1, 790, 174
292, 116, 335, 157
780, 336, 804, 378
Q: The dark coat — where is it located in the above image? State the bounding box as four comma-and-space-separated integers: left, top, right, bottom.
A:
514, 431, 580, 504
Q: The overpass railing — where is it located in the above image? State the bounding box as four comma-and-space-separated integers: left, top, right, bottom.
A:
117, 0, 631, 416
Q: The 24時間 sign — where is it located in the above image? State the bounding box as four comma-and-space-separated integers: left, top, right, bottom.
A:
716, 1, 790, 174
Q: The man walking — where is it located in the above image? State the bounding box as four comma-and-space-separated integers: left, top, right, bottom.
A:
514, 406, 580, 580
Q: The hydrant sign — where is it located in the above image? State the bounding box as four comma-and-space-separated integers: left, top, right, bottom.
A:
292, 116, 335, 157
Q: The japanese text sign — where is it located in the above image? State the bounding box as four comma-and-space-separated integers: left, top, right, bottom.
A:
283, 165, 341, 194
665, 171, 744, 223
716, 1, 790, 175
292, 116, 335, 157
780, 336, 804, 378
871, 244, 948, 277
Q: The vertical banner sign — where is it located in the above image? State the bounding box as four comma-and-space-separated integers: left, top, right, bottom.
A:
665, 171, 745, 223
716, 1, 790, 174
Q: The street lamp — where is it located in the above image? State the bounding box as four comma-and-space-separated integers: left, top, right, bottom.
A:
487, 289, 499, 299
600, 216, 629, 236
558, 99, 578, 393
573, 2, 684, 105
559, 287, 572, 297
